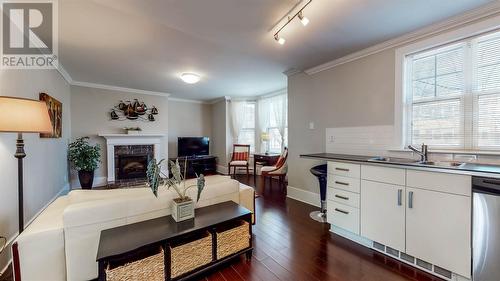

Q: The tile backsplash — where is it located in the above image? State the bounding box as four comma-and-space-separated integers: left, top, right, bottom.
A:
325, 125, 500, 165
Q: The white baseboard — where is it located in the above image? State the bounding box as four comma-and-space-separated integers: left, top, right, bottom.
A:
216, 165, 229, 175
286, 185, 320, 207
70, 176, 107, 189
0, 182, 69, 276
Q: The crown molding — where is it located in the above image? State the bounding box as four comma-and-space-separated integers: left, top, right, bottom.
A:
207, 96, 231, 104
258, 87, 287, 99
71, 81, 171, 97
55, 63, 171, 97
168, 97, 210, 104
305, 1, 500, 75
283, 68, 302, 77
56, 63, 73, 84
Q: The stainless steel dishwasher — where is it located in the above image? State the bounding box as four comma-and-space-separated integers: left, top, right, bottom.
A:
472, 176, 500, 281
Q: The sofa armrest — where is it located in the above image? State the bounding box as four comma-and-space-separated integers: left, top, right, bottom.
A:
13, 225, 66, 281
239, 183, 255, 223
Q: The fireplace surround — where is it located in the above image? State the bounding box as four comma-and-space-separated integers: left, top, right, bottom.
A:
115, 145, 154, 180
99, 134, 167, 182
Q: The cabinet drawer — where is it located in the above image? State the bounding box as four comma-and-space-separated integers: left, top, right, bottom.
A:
361, 165, 405, 186
327, 201, 359, 234
328, 188, 360, 208
406, 170, 471, 196
328, 161, 360, 178
328, 175, 360, 193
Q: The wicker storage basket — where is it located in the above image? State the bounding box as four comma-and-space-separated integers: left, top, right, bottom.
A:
105, 249, 164, 281
216, 220, 250, 259
170, 232, 212, 278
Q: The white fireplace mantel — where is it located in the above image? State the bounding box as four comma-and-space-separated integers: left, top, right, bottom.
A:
98, 133, 167, 182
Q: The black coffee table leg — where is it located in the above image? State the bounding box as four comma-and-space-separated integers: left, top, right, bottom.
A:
245, 249, 253, 260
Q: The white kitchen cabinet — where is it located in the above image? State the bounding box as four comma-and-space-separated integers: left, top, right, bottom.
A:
328, 161, 360, 178
360, 180, 405, 251
361, 165, 406, 186
406, 187, 471, 278
327, 175, 360, 193
328, 201, 360, 234
328, 188, 360, 208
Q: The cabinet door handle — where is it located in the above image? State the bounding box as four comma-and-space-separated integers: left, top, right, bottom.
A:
335, 208, 349, 215
408, 191, 414, 209
335, 194, 349, 200
397, 189, 402, 206
335, 167, 350, 172
335, 181, 349, 186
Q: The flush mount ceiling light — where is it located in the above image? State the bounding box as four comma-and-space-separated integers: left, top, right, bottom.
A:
273, 0, 312, 45
180, 73, 200, 84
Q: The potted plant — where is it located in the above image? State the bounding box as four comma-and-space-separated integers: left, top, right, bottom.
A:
68, 137, 101, 189
147, 158, 205, 222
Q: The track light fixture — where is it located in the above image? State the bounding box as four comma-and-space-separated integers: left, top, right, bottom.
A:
274, 34, 286, 45
298, 12, 309, 26
273, 0, 312, 45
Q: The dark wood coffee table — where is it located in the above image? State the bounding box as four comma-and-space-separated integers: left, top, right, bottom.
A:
96, 201, 253, 281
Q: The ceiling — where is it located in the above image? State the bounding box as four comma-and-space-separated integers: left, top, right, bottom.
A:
59, 0, 495, 101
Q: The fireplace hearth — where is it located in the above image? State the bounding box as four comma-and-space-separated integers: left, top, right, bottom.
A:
114, 145, 154, 180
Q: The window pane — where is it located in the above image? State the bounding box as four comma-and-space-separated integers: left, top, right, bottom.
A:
411, 45, 465, 101
412, 99, 462, 147
242, 103, 255, 129
436, 72, 464, 97
238, 130, 255, 152
413, 56, 435, 80
268, 128, 282, 153
412, 78, 436, 100
476, 34, 500, 93
477, 93, 500, 147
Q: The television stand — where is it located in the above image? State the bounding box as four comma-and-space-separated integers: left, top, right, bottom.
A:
169, 155, 217, 179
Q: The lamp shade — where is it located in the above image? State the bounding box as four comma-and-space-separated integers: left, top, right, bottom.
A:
261, 132, 270, 141
0, 96, 52, 133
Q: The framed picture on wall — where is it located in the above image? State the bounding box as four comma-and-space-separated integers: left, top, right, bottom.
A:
39, 93, 62, 138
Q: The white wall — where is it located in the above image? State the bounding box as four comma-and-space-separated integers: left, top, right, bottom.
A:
288, 48, 398, 194
211, 99, 231, 173
0, 69, 71, 272
287, 12, 500, 196
168, 100, 212, 158
70, 85, 169, 186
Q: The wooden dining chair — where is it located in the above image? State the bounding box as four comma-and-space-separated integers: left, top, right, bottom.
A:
260, 147, 288, 193
228, 144, 251, 177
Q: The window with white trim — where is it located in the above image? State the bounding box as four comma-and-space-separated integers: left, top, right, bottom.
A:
237, 102, 256, 152
405, 30, 500, 150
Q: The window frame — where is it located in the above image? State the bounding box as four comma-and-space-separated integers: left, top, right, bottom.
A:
395, 17, 500, 152
237, 102, 256, 153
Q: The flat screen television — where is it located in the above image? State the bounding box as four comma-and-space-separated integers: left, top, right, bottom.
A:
178, 137, 210, 157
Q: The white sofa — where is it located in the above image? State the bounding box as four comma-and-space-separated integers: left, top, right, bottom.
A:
12, 175, 254, 281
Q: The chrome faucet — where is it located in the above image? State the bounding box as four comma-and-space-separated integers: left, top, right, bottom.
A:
408, 143, 428, 162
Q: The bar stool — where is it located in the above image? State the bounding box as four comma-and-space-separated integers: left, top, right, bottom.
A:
309, 164, 328, 223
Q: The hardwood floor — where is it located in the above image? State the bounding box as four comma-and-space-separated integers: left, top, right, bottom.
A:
0, 175, 443, 281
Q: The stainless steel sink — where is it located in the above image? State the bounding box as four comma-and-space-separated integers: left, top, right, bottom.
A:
368, 157, 465, 168
368, 156, 420, 164
417, 161, 465, 168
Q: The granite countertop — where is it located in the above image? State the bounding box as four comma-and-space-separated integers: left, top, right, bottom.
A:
300, 153, 500, 176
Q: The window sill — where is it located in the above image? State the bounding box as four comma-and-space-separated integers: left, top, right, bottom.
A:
388, 148, 500, 156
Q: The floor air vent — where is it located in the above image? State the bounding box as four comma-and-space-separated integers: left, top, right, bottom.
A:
400, 252, 415, 263
385, 246, 399, 258
434, 266, 452, 279
370, 242, 453, 280
373, 241, 385, 251
416, 259, 433, 271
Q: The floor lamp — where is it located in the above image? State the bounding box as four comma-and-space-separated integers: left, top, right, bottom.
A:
0, 96, 52, 233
